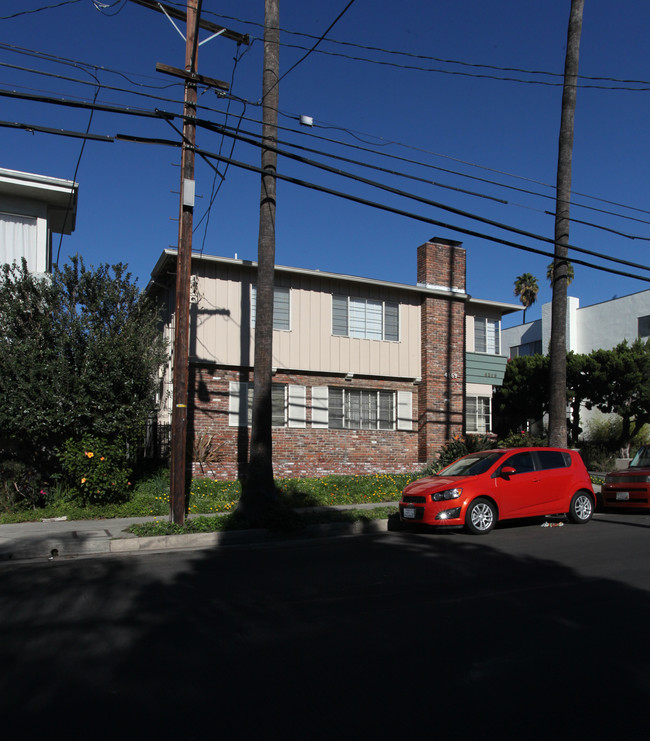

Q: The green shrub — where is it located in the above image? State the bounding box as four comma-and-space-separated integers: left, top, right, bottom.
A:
423, 434, 497, 475
498, 430, 547, 448
58, 435, 132, 505
0, 459, 50, 511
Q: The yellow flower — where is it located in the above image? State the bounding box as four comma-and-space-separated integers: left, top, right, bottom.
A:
85, 451, 94, 458
81, 477, 87, 484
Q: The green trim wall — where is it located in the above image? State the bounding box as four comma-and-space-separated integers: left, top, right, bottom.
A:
466, 352, 508, 386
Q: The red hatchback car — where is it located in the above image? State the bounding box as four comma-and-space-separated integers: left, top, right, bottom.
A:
399, 447, 595, 535
601, 445, 650, 509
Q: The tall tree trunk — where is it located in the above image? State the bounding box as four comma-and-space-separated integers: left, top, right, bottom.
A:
548, 0, 584, 448
239, 0, 280, 514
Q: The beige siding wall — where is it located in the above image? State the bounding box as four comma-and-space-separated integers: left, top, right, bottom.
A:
189, 261, 421, 378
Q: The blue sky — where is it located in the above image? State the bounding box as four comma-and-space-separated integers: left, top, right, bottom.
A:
2, 0, 649, 328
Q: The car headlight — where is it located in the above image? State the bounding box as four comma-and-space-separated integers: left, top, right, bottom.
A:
436, 507, 461, 520
432, 488, 462, 502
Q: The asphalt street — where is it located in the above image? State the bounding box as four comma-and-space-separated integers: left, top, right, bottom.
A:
1, 512, 649, 740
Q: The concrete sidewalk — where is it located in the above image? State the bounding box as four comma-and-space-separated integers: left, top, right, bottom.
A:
0, 505, 395, 563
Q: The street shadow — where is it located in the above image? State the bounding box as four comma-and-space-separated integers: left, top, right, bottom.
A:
1, 519, 649, 739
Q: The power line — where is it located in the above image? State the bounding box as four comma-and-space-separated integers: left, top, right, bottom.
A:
116, 130, 650, 284
202, 8, 650, 90
5, 40, 650, 225
263, 0, 357, 99
0, 0, 82, 19
189, 119, 650, 274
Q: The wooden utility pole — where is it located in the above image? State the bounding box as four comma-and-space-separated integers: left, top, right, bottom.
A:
548, 0, 584, 448
133, 0, 248, 525
169, 0, 201, 526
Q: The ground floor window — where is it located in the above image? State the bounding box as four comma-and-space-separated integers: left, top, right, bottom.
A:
328, 387, 395, 430
466, 395, 491, 433
230, 381, 307, 428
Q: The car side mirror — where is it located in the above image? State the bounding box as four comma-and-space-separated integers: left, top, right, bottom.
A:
501, 466, 516, 478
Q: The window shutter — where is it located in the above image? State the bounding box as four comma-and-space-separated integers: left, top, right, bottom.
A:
332, 294, 348, 336
229, 381, 248, 427
288, 385, 306, 428
384, 302, 399, 341
311, 386, 329, 428
271, 384, 287, 427
274, 286, 290, 330
397, 391, 412, 431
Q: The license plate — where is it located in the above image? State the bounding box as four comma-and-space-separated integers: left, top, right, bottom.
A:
616, 492, 630, 501
403, 507, 416, 519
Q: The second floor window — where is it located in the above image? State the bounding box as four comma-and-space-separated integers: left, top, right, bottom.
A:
332, 294, 399, 341
251, 285, 290, 330
474, 317, 500, 354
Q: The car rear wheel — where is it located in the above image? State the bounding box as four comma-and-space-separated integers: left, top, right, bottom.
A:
465, 498, 496, 535
567, 491, 594, 524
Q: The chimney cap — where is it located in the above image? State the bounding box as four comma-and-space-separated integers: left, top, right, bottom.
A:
428, 237, 463, 247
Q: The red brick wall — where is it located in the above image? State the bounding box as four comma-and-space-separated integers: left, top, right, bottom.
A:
189, 367, 420, 480
185, 239, 467, 480
417, 240, 466, 461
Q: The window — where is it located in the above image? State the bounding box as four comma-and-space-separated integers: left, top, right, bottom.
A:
251, 285, 290, 330
474, 316, 500, 354
466, 395, 491, 433
328, 387, 395, 430
332, 294, 399, 341
229, 382, 306, 428
510, 341, 543, 358
536, 450, 570, 470
0, 213, 37, 269
639, 315, 650, 338
502, 451, 536, 474
246, 384, 287, 426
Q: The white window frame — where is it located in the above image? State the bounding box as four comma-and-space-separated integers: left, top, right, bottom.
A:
229, 381, 306, 428
466, 395, 492, 433
474, 316, 500, 355
327, 387, 403, 430
332, 294, 399, 341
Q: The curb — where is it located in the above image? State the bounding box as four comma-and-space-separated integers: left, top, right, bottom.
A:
0, 518, 391, 562
110, 518, 389, 554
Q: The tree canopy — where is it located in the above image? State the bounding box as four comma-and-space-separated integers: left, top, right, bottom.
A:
583, 339, 650, 456
513, 272, 539, 324
0, 257, 167, 471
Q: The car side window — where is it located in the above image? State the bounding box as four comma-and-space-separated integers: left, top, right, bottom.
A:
536, 450, 570, 470
502, 451, 536, 474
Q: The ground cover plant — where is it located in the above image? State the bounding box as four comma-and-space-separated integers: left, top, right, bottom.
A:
0, 470, 416, 525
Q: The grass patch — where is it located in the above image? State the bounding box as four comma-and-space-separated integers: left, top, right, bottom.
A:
0, 470, 417, 524
127, 505, 398, 538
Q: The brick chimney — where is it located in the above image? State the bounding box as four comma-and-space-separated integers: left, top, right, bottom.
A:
417, 239, 466, 463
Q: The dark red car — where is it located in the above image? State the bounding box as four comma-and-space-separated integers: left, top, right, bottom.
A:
601, 445, 650, 509
399, 447, 595, 535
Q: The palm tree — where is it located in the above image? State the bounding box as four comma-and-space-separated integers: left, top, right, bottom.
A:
547, 260, 574, 287
239, 0, 280, 520
514, 273, 539, 324
548, 0, 584, 449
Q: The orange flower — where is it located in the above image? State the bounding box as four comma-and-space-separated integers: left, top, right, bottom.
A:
81, 477, 87, 484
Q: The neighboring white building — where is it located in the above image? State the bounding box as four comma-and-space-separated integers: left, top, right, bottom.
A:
502, 290, 650, 358
502, 289, 650, 436
0, 167, 78, 274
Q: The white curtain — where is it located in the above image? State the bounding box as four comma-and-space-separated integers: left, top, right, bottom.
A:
0, 213, 38, 270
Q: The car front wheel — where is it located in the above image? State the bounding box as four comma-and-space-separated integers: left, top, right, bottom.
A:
465, 498, 497, 535
567, 491, 594, 524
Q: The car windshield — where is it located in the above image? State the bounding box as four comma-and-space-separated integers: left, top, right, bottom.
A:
438, 452, 503, 477
630, 445, 650, 468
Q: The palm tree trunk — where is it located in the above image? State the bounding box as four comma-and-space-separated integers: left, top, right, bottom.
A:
548, 0, 584, 448
239, 0, 280, 514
